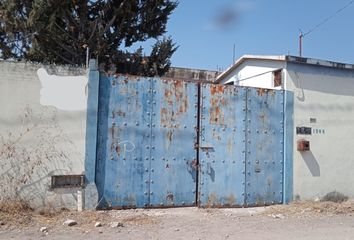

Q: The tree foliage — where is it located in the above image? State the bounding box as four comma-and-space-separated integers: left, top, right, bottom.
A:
0, 0, 178, 76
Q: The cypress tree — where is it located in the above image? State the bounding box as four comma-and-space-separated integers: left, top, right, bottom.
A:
0, 0, 178, 76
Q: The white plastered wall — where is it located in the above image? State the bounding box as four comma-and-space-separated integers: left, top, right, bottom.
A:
0, 61, 87, 210
286, 62, 354, 200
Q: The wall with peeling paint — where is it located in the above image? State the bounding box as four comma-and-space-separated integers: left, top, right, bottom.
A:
0, 61, 87, 210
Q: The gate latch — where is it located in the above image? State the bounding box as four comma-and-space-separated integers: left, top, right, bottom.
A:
190, 159, 199, 170
199, 146, 214, 152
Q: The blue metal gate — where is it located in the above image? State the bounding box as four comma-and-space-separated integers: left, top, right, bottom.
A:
95, 76, 198, 208
199, 85, 286, 207
87, 69, 293, 209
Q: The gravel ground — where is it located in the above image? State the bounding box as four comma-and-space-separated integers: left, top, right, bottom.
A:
1, 201, 354, 240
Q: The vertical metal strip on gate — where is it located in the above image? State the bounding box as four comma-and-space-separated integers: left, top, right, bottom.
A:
199, 84, 247, 207
283, 90, 294, 204
94, 73, 110, 208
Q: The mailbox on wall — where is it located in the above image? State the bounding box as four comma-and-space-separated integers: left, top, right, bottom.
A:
297, 139, 310, 151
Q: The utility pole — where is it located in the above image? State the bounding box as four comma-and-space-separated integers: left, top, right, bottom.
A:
299, 30, 303, 57
86, 47, 90, 69
82, 44, 90, 68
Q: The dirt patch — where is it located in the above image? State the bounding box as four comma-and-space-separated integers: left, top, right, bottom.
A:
2, 205, 354, 240
3, 200, 354, 230
120, 213, 158, 225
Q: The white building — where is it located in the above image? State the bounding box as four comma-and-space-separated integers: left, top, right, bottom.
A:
216, 55, 354, 201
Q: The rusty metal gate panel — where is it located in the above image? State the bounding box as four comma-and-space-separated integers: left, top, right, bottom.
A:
199, 84, 247, 207
95, 76, 198, 209
149, 79, 198, 207
245, 88, 284, 206
199, 85, 285, 207
96, 76, 152, 208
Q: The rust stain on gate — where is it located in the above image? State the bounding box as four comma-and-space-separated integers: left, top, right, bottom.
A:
206, 193, 237, 207
256, 88, 276, 97
209, 85, 227, 125
160, 80, 189, 128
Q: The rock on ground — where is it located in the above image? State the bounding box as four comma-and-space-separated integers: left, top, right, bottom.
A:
110, 222, 124, 228
63, 219, 77, 226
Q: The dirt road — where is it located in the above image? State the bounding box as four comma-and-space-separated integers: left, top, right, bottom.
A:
1, 201, 354, 240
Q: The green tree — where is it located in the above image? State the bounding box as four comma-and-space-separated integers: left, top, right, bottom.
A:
0, 0, 178, 76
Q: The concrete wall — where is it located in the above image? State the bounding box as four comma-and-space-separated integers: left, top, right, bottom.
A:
220, 59, 285, 89
0, 61, 87, 210
286, 62, 354, 200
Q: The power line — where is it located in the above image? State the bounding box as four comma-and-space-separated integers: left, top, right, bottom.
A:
234, 69, 282, 83
301, 0, 354, 38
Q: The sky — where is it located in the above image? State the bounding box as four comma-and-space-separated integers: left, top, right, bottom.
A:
150, 0, 354, 72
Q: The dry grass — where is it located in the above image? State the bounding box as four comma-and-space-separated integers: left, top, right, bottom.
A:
0, 200, 34, 227
0, 200, 33, 214
7, 199, 354, 229
0, 200, 157, 230
264, 199, 354, 217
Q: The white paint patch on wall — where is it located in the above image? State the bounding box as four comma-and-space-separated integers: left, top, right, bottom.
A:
38, 68, 88, 111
